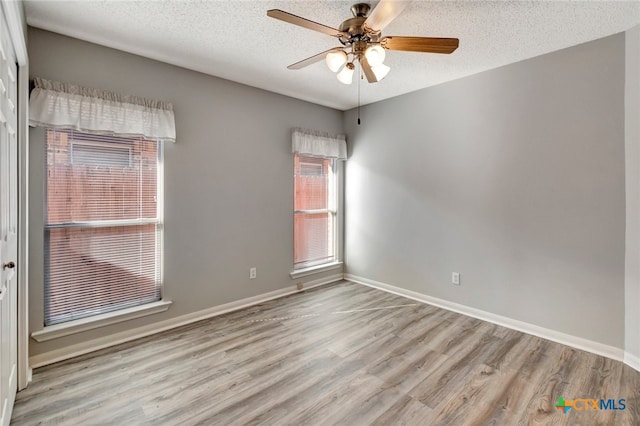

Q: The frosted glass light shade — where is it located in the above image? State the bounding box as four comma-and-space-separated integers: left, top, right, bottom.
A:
337, 63, 355, 84
326, 50, 348, 72
365, 45, 386, 67
372, 63, 390, 81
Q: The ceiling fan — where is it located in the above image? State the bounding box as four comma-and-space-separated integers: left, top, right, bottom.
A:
267, 0, 459, 85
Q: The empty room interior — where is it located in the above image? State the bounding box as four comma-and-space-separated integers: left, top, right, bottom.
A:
1, 0, 640, 424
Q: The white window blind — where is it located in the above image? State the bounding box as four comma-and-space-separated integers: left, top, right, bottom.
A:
71, 142, 131, 167
294, 155, 337, 269
44, 129, 162, 325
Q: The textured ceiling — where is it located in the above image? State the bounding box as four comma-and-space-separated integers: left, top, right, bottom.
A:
24, 0, 640, 111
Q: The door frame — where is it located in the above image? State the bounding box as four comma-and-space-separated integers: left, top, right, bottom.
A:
1, 0, 29, 390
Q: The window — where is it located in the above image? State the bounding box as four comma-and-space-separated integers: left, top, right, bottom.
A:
293, 154, 338, 269
291, 128, 346, 272
44, 129, 162, 325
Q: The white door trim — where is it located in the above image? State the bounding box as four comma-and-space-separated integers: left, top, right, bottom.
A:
16, 63, 29, 389
0, 2, 26, 66
0, 0, 29, 390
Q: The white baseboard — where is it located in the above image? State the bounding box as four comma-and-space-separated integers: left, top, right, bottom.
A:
30, 273, 343, 369
344, 274, 627, 364
624, 351, 640, 372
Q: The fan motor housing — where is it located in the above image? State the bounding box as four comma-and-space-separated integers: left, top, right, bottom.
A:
339, 3, 381, 45
339, 16, 367, 38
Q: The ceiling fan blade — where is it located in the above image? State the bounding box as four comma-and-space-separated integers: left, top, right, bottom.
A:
363, 0, 410, 32
287, 48, 345, 70
267, 9, 348, 38
381, 36, 459, 54
359, 57, 378, 83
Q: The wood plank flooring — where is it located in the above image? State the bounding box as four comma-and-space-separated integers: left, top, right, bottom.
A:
11, 281, 640, 425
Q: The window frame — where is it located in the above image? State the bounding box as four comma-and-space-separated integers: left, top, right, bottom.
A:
292, 154, 343, 273
42, 129, 165, 327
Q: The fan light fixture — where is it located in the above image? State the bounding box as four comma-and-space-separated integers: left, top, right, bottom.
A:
371, 63, 390, 80
326, 44, 390, 84
326, 50, 348, 72
364, 45, 386, 66
337, 62, 355, 84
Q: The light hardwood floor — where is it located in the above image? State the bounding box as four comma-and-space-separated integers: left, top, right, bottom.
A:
11, 281, 640, 425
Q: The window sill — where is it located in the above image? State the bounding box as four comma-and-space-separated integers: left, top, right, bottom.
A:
31, 300, 172, 342
290, 261, 343, 279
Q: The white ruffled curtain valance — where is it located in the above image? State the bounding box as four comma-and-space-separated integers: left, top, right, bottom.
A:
292, 128, 347, 160
29, 77, 176, 142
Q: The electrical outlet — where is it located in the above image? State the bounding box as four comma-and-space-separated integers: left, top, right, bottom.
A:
250, 267, 257, 280
452, 272, 460, 285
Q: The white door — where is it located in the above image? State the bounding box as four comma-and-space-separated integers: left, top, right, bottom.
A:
0, 7, 18, 426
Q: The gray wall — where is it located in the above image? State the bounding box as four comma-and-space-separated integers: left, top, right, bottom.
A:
344, 34, 626, 347
28, 28, 344, 357
626, 25, 640, 360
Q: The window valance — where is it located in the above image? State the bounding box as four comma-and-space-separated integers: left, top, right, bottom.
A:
29, 77, 176, 142
292, 128, 347, 160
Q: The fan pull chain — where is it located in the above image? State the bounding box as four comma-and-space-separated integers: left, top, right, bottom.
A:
357, 70, 361, 125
